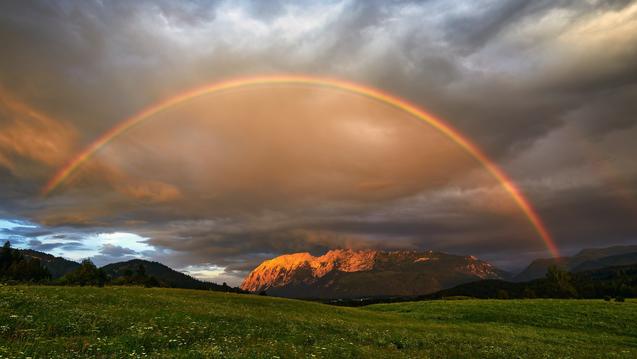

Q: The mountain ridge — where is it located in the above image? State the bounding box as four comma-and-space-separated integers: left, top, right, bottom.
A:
514, 245, 637, 281
19, 249, 81, 279
241, 248, 507, 299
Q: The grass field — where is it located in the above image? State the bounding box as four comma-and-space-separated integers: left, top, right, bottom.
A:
0, 286, 635, 358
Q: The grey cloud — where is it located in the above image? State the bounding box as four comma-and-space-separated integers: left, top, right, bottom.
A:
90, 244, 143, 267
100, 244, 138, 257
91, 255, 138, 267
27, 239, 85, 252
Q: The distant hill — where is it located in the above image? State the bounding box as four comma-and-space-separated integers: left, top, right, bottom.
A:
428, 264, 637, 300
12, 248, 242, 292
19, 249, 80, 279
101, 259, 243, 292
514, 245, 637, 281
241, 249, 507, 299
572, 252, 637, 272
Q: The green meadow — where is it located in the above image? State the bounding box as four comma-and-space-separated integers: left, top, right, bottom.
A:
0, 286, 635, 358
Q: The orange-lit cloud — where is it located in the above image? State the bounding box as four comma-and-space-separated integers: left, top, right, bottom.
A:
0, 89, 77, 177
51, 86, 478, 211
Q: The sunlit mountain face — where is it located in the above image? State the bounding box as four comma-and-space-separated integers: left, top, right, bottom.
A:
1, 1, 636, 285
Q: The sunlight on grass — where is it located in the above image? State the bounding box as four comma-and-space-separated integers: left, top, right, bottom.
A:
0, 286, 635, 358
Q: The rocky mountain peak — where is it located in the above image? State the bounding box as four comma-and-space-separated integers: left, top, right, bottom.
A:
240, 248, 505, 298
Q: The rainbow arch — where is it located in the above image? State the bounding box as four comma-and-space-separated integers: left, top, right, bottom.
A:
42, 75, 559, 257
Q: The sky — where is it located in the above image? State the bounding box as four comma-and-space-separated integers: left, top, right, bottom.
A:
1, 0, 636, 286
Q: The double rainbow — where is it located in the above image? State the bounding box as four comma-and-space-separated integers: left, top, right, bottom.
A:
42, 75, 559, 257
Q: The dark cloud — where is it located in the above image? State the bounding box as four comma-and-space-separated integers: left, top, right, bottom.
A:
1, 226, 53, 239
27, 239, 85, 252
99, 244, 138, 257
1, 0, 636, 284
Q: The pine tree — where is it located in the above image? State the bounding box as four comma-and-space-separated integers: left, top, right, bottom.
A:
0, 241, 12, 273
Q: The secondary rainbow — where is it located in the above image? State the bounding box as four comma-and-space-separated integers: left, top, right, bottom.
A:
42, 75, 559, 257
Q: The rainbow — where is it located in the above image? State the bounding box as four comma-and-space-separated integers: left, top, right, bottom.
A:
42, 75, 559, 257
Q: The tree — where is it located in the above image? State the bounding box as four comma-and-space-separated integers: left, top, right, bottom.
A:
111, 263, 162, 287
0, 241, 11, 271
545, 265, 578, 298
61, 259, 107, 287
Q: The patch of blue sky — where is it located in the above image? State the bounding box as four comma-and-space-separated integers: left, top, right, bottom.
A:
1, 218, 155, 263
0, 218, 38, 230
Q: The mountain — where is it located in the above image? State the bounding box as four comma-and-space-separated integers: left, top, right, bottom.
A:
19, 249, 80, 278
513, 257, 567, 282
240, 249, 507, 299
514, 245, 637, 281
572, 252, 637, 272
101, 259, 242, 292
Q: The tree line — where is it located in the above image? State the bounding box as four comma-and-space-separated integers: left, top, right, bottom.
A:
0, 241, 51, 281
1, 241, 163, 287
422, 265, 637, 302
328, 264, 637, 306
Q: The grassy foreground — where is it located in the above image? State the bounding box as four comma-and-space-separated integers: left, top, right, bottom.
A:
0, 286, 635, 358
